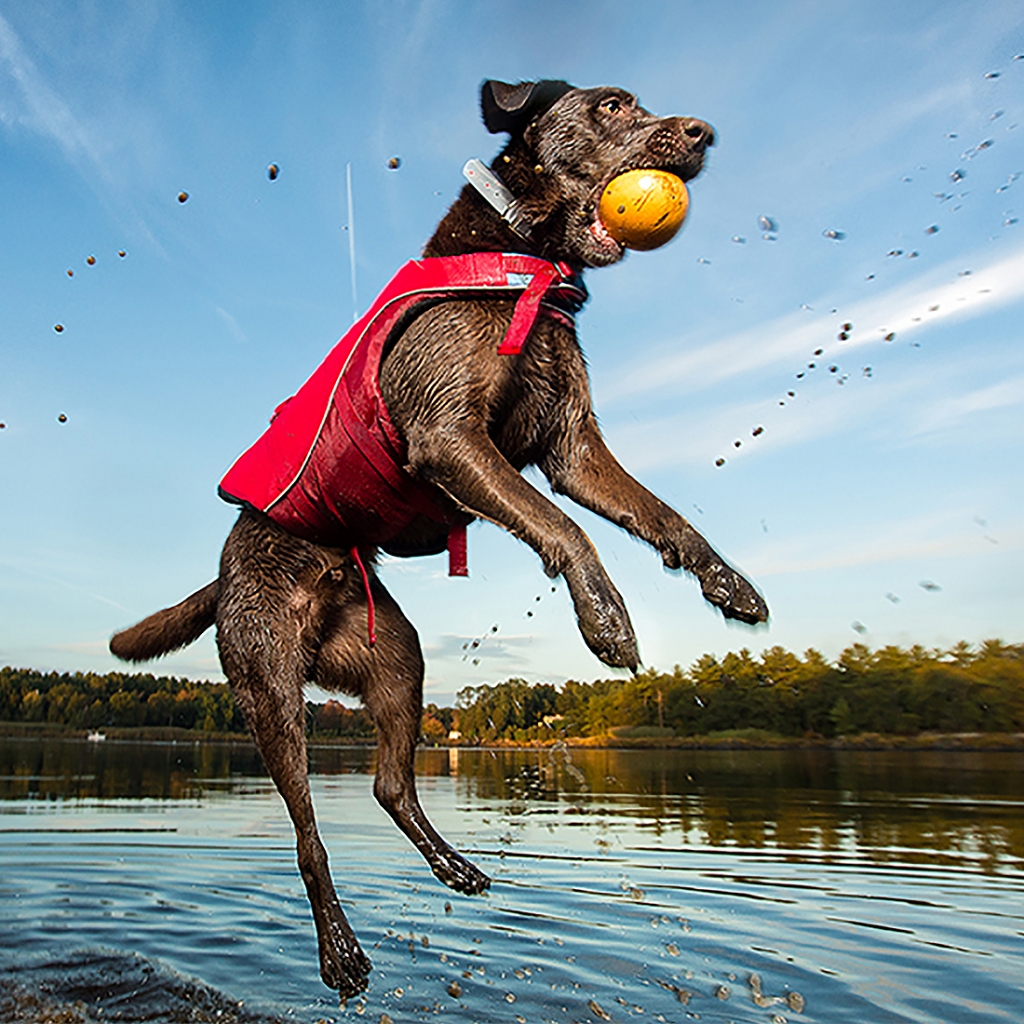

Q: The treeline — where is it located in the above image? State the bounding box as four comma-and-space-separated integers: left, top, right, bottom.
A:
0, 667, 245, 732
453, 640, 1024, 742
3, 639, 1023, 742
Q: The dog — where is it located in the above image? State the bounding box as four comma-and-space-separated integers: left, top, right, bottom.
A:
110, 80, 768, 997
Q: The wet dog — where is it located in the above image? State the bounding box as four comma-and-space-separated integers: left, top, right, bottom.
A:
110, 80, 768, 997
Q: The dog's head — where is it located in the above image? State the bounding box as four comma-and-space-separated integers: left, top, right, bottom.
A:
481, 79, 714, 268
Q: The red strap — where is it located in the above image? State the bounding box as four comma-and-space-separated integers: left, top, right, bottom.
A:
498, 261, 561, 355
447, 522, 468, 577
350, 547, 377, 646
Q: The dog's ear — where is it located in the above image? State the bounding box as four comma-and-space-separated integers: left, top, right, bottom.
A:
480, 79, 574, 135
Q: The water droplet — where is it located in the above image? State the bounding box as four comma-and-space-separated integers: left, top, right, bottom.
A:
822, 228, 845, 240
731, 235, 746, 243
852, 621, 866, 634
886, 592, 900, 603
758, 215, 777, 232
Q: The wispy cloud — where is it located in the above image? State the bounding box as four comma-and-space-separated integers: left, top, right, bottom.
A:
600, 247, 1024, 405
913, 372, 1024, 434
215, 306, 247, 344
0, 13, 103, 172
746, 509, 1021, 579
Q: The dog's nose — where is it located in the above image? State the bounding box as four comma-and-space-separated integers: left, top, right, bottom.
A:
680, 118, 715, 149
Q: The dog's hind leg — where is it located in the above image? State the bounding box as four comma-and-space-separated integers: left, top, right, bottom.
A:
217, 525, 372, 995
314, 573, 491, 896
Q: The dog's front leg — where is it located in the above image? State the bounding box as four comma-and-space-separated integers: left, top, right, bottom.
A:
406, 425, 639, 670
542, 414, 768, 625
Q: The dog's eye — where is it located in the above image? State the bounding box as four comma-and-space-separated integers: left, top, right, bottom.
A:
601, 97, 624, 114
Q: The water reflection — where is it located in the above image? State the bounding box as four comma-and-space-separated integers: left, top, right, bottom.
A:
2, 739, 1021, 874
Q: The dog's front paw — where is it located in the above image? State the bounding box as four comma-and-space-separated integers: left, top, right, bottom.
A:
567, 563, 639, 671
431, 849, 491, 895
699, 560, 768, 624
319, 931, 371, 997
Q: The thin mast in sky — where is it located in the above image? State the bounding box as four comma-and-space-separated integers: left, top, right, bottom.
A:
346, 162, 358, 322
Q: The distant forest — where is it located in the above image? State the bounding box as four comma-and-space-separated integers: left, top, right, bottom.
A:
1, 640, 1022, 742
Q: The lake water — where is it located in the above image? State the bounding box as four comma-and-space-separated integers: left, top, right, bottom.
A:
1, 738, 1022, 1023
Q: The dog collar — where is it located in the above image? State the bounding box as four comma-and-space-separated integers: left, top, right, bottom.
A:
462, 159, 532, 238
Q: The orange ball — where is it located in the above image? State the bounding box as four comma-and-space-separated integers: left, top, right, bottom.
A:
598, 169, 689, 251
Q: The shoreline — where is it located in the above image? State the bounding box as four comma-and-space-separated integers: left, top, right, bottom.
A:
1, 721, 1022, 751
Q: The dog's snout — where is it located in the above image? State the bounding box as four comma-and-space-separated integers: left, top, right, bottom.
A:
680, 118, 714, 149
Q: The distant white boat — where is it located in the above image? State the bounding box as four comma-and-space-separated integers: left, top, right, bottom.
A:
87, 731, 107, 742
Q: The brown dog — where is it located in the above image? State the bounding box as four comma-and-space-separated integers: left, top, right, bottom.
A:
110, 80, 768, 996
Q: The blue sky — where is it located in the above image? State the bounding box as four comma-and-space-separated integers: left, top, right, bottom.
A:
1, 1, 1022, 705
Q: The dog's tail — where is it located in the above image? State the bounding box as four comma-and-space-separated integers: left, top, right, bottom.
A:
109, 580, 220, 663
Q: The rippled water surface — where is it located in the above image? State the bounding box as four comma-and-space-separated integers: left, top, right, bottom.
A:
1, 738, 1022, 1023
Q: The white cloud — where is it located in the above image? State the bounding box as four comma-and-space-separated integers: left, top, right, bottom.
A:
599, 247, 1024, 405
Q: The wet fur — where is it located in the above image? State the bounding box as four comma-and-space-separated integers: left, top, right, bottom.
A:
110, 82, 768, 996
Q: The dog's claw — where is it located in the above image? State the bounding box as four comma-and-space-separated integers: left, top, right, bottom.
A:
699, 561, 768, 624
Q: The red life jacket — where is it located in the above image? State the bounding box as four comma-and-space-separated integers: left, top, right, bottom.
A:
219, 253, 586, 581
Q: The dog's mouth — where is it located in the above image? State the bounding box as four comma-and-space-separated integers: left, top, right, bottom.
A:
587, 213, 625, 259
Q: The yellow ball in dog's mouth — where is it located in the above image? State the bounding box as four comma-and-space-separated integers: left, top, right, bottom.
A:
598, 169, 689, 251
